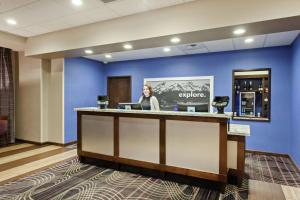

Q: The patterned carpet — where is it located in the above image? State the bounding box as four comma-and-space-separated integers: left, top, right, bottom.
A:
220, 178, 249, 200
245, 153, 300, 187
0, 152, 299, 200
0, 158, 219, 200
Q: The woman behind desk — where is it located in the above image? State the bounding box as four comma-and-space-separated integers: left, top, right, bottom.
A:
138, 84, 160, 111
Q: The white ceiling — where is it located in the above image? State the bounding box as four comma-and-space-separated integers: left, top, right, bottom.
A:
84, 30, 300, 63
0, 0, 195, 37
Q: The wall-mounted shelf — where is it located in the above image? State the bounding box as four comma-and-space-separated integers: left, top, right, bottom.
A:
232, 68, 271, 122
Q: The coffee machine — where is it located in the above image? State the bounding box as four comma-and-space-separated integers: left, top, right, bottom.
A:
97, 96, 109, 109
212, 96, 229, 114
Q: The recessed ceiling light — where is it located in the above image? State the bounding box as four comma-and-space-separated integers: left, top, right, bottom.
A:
105, 54, 112, 59
123, 44, 133, 50
170, 37, 181, 44
245, 38, 254, 44
233, 28, 246, 35
163, 47, 171, 52
6, 18, 17, 25
72, 0, 82, 6
84, 49, 93, 54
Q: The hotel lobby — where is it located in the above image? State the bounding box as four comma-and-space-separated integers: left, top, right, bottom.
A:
0, 0, 300, 199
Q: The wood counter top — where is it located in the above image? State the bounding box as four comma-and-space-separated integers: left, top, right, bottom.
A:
75, 107, 232, 119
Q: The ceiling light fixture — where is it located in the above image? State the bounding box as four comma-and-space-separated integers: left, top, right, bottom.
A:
85, 49, 93, 54
170, 37, 181, 44
6, 18, 17, 25
105, 54, 112, 59
72, 0, 83, 6
245, 38, 254, 43
123, 44, 133, 50
233, 28, 246, 35
163, 47, 171, 52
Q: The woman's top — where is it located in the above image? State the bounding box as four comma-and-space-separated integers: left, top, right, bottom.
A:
140, 96, 151, 110
138, 96, 160, 111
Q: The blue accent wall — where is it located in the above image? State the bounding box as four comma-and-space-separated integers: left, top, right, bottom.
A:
292, 35, 300, 167
63, 46, 296, 156
104, 47, 293, 154
64, 57, 105, 143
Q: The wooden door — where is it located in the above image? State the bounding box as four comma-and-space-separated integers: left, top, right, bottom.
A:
107, 76, 131, 108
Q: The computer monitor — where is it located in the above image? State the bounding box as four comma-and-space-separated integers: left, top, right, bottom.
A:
118, 103, 142, 110
97, 96, 108, 101
177, 103, 209, 112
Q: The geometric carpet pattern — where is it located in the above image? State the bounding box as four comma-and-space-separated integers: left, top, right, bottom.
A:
245, 153, 300, 187
219, 178, 249, 200
0, 148, 299, 200
0, 158, 220, 200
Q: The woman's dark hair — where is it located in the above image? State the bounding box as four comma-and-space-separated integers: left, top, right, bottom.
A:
142, 84, 153, 97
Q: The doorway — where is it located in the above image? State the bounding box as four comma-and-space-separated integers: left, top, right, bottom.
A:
107, 76, 131, 108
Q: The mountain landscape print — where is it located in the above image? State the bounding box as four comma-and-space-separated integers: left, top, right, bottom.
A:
145, 77, 213, 111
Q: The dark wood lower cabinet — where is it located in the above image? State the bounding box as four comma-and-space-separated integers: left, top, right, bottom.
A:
228, 135, 245, 185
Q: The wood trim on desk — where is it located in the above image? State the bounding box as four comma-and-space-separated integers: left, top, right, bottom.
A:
114, 116, 119, 157
118, 113, 162, 119
79, 150, 114, 162
78, 111, 117, 117
78, 111, 160, 119
77, 110, 229, 184
77, 110, 228, 123
162, 165, 227, 182
237, 136, 245, 185
159, 118, 166, 165
77, 112, 82, 154
78, 150, 226, 182
228, 135, 245, 142
117, 157, 161, 171
227, 134, 246, 185
165, 115, 227, 123
219, 122, 227, 181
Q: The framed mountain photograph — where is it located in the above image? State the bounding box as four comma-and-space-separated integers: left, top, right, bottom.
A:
144, 76, 214, 112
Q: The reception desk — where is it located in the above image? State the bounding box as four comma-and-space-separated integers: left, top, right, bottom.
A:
76, 108, 246, 189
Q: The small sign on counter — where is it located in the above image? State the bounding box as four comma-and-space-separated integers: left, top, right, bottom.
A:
228, 124, 250, 136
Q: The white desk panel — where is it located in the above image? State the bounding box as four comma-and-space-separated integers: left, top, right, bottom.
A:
119, 117, 160, 163
82, 115, 114, 156
166, 120, 220, 173
227, 141, 238, 169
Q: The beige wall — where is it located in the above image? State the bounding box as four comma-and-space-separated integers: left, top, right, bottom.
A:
16, 52, 42, 142
16, 53, 64, 144
41, 59, 50, 143
25, 0, 300, 56
0, 31, 26, 51
47, 59, 64, 143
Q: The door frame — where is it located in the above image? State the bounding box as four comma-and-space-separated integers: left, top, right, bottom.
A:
107, 76, 132, 105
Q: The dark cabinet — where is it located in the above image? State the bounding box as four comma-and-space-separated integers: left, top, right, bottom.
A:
232, 69, 271, 121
